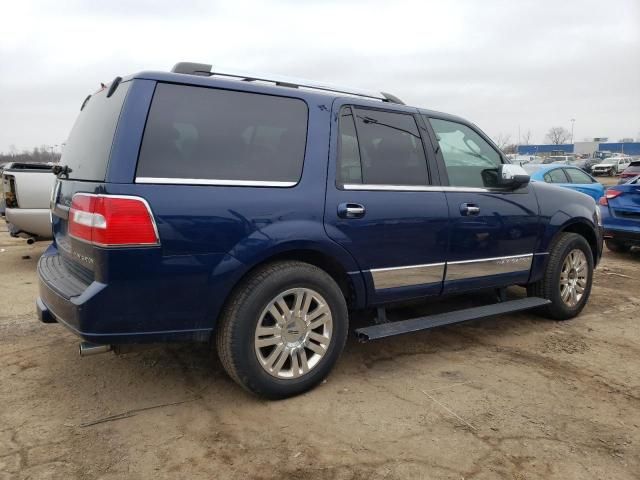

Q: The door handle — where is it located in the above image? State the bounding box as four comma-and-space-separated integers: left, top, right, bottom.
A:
338, 203, 366, 219
460, 203, 480, 216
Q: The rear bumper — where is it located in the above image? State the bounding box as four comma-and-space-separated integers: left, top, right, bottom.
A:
37, 247, 213, 344
604, 228, 640, 245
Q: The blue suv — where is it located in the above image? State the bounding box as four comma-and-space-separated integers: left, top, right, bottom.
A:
37, 62, 603, 398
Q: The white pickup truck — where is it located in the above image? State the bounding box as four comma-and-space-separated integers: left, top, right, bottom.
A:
1, 162, 56, 242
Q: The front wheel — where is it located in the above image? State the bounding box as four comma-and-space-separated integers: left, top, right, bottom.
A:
216, 261, 348, 399
527, 233, 594, 320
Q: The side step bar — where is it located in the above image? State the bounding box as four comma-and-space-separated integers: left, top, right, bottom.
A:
355, 297, 551, 342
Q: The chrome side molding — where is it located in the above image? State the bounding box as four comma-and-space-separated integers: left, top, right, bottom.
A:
445, 254, 533, 282
370, 262, 445, 290
369, 254, 535, 291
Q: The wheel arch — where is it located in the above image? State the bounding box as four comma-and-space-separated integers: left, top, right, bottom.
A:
207, 245, 367, 334
559, 220, 599, 264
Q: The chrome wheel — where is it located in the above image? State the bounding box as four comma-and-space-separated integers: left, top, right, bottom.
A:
254, 288, 333, 379
559, 249, 588, 308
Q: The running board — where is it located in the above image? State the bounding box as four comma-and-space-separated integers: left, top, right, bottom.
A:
355, 297, 551, 342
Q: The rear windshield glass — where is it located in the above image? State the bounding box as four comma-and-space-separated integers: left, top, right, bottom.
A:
136, 83, 308, 184
60, 82, 130, 181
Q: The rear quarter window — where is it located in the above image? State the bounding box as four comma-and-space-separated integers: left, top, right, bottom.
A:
136, 83, 308, 185
61, 82, 131, 181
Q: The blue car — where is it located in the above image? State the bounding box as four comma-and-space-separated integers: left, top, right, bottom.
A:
525, 164, 605, 202
600, 175, 640, 252
37, 63, 603, 398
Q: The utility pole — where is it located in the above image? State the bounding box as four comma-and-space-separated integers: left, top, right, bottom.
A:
570, 118, 575, 145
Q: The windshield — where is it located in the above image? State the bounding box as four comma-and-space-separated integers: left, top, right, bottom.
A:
60, 81, 130, 181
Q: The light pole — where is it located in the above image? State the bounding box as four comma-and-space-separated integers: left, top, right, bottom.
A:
570, 118, 575, 145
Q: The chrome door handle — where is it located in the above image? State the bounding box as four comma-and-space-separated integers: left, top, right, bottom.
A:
460, 203, 480, 216
338, 203, 366, 219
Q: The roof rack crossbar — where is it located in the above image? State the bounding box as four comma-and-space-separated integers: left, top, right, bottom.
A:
170, 62, 404, 104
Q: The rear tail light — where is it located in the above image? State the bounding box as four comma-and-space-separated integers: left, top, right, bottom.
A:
598, 188, 623, 206
69, 193, 159, 247
3, 175, 18, 208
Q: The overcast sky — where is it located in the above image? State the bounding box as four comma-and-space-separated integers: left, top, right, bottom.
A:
1, 0, 638, 152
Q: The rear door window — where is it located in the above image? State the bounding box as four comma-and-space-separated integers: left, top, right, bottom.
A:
565, 168, 592, 184
137, 83, 308, 185
60, 82, 131, 181
337, 107, 428, 186
543, 169, 569, 183
337, 108, 362, 184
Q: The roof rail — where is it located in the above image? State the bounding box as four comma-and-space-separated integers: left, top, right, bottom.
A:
170, 62, 405, 105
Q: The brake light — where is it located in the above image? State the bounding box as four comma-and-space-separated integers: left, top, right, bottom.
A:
69, 194, 159, 247
598, 189, 623, 206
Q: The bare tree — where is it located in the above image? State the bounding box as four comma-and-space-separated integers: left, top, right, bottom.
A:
521, 130, 532, 145
494, 133, 511, 151
545, 127, 571, 145
502, 143, 518, 154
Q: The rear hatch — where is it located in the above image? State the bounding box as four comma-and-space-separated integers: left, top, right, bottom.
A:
51, 81, 132, 281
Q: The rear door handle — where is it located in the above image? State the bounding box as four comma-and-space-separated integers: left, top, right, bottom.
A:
338, 203, 366, 219
460, 203, 480, 216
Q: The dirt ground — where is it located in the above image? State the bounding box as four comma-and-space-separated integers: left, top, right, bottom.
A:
1, 215, 639, 479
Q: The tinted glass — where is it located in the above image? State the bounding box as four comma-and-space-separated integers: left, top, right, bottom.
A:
337, 108, 362, 184
352, 108, 427, 185
565, 168, 592, 184
428, 117, 502, 188
137, 83, 308, 183
61, 82, 131, 181
544, 169, 568, 183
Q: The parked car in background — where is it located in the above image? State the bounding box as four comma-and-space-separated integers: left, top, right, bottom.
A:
618, 161, 640, 184
2, 162, 56, 242
544, 155, 573, 164
37, 63, 602, 398
599, 175, 640, 252
575, 157, 600, 174
593, 151, 614, 161
591, 156, 632, 176
0, 162, 12, 216
512, 154, 543, 165
524, 164, 605, 202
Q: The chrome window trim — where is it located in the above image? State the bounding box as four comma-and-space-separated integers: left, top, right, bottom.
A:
343, 183, 491, 193
136, 177, 297, 188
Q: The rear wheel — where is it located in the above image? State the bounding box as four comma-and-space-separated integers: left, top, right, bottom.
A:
605, 239, 631, 253
527, 233, 593, 320
216, 261, 348, 399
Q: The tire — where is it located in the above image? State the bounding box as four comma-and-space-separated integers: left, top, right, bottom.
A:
609, 169, 615, 176
527, 233, 594, 320
216, 261, 348, 399
605, 239, 631, 253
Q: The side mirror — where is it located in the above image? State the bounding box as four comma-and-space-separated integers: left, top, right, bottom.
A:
499, 164, 530, 189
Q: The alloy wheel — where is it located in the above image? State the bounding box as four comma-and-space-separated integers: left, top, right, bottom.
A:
559, 249, 588, 308
254, 288, 333, 379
